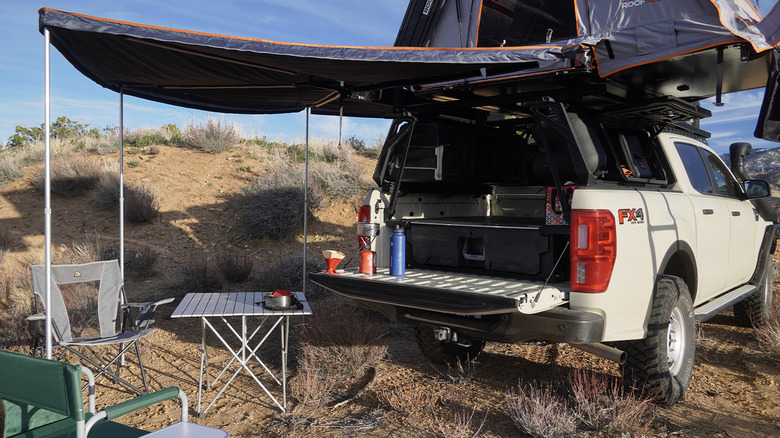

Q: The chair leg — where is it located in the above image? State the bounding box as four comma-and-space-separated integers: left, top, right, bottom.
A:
66, 345, 146, 395
134, 341, 150, 393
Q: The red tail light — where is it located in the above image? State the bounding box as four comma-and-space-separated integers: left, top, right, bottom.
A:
570, 209, 616, 293
358, 205, 371, 223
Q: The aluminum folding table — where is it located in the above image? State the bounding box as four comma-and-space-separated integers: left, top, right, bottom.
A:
171, 292, 311, 415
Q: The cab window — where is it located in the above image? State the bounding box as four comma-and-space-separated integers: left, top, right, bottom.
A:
675, 142, 712, 193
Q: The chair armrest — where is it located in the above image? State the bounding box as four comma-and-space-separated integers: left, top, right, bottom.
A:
123, 298, 176, 330
85, 387, 188, 437
104, 387, 180, 420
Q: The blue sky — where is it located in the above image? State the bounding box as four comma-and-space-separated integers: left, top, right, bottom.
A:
0, 1, 406, 147
0, 1, 777, 155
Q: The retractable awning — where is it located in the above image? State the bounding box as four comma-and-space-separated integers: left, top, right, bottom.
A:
39, 8, 569, 118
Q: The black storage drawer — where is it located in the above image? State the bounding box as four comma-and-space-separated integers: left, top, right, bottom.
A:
406, 217, 556, 277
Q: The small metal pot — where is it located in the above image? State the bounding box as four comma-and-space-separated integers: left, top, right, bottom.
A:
263, 293, 293, 309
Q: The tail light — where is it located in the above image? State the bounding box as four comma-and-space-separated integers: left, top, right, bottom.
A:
570, 209, 616, 293
358, 205, 371, 223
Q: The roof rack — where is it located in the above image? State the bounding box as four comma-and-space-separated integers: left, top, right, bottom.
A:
600, 96, 711, 128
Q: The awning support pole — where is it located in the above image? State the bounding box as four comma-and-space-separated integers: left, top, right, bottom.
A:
119, 89, 126, 366
43, 27, 53, 360
119, 89, 125, 280
303, 108, 309, 296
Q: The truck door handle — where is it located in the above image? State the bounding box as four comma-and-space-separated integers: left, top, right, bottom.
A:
702, 209, 714, 215
731, 211, 741, 217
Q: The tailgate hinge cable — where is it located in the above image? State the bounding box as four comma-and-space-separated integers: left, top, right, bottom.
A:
532, 241, 570, 307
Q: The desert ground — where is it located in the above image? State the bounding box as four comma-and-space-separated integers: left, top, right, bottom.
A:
1, 144, 778, 437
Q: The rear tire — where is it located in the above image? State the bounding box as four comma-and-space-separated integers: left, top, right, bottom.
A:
414, 327, 485, 364
621, 275, 695, 405
734, 262, 775, 327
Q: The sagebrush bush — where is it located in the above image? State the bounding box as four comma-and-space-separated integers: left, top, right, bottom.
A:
215, 248, 253, 282
124, 127, 168, 148
31, 153, 106, 196
755, 292, 780, 363
92, 170, 121, 210
181, 256, 223, 293
0, 154, 24, 185
0, 229, 12, 262
253, 253, 326, 298
378, 381, 441, 416
0, 264, 34, 347
435, 406, 486, 438
310, 159, 371, 202
299, 305, 387, 380
125, 246, 160, 279
568, 369, 656, 436
505, 383, 577, 438
125, 184, 160, 223
240, 185, 309, 241
182, 118, 240, 153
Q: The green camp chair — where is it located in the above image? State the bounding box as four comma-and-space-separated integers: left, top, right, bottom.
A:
29, 260, 173, 394
0, 349, 188, 438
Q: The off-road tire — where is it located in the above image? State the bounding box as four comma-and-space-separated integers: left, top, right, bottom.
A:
621, 275, 695, 405
734, 262, 775, 327
414, 327, 485, 364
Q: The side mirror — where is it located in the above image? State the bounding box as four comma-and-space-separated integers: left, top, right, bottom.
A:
743, 180, 771, 199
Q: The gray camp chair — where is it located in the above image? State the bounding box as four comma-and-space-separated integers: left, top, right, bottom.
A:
29, 260, 173, 394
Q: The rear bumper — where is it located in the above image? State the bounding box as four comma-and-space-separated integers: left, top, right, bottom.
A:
310, 269, 604, 343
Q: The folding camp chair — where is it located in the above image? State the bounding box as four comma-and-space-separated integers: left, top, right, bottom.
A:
29, 260, 173, 394
0, 349, 201, 438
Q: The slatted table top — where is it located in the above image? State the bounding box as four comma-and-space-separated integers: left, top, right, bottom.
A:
171, 292, 311, 318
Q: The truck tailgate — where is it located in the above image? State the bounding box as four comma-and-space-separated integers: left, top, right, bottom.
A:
310, 267, 567, 315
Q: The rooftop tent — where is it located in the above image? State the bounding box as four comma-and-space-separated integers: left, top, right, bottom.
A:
394, 1, 780, 76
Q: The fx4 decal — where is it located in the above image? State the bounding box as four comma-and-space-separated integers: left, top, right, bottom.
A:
618, 208, 645, 225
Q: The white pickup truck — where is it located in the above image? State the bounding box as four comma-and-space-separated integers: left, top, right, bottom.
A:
311, 96, 778, 405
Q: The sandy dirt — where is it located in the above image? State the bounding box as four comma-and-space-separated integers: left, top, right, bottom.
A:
1, 145, 778, 437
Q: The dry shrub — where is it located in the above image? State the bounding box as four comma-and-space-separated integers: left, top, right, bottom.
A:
92, 170, 121, 209
92, 171, 160, 223
240, 157, 324, 241
241, 185, 308, 241
289, 342, 337, 414
435, 406, 487, 438
309, 159, 371, 202
181, 256, 223, 293
215, 248, 253, 282
125, 184, 160, 223
54, 239, 102, 265
0, 154, 24, 185
505, 382, 577, 438
253, 253, 327, 299
0, 264, 34, 347
0, 229, 12, 263
291, 304, 387, 413
182, 117, 240, 153
569, 369, 656, 436
437, 357, 480, 384
299, 306, 387, 380
125, 246, 160, 279
755, 291, 780, 363
31, 153, 106, 196
378, 381, 441, 416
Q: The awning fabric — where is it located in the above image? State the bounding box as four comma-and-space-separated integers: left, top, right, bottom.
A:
39, 8, 567, 117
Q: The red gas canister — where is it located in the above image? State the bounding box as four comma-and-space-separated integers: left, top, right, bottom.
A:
359, 250, 376, 274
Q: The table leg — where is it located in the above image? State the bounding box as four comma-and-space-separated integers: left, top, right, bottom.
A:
197, 317, 209, 415
282, 316, 289, 411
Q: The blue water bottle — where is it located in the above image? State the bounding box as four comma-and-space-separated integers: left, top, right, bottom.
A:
390, 226, 406, 276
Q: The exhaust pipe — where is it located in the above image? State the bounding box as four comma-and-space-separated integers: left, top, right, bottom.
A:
570, 343, 627, 365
